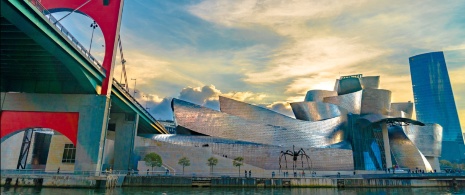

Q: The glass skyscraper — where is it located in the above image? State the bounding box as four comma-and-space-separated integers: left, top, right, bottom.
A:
409, 51, 464, 161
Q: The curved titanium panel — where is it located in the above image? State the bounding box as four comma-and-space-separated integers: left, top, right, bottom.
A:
333, 79, 340, 92
219, 96, 346, 144
174, 98, 345, 148
323, 90, 362, 114
404, 124, 442, 157
389, 125, 433, 171
391, 102, 414, 119
143, 134, 268, 146
304, 90, 337, 102
361, 89, 391, 115
219, 96, 295, 124
361, 76, 380, 89
146, 134, 354, 171
290, 101, 343, 121
338, 78, 362, 95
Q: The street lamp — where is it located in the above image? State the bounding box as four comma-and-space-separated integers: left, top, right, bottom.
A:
89, 21, 98, 55
131, 78, 137, 96
143, 95, 150, 110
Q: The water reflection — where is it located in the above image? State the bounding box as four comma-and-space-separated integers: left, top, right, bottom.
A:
2, 187, 464, 195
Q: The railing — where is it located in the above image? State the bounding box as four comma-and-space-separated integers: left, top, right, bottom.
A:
112, 79, 157, 122
0, 169, 104, 176
28, 0, 106, 74
0, 169, 270, 178
2, 169, 464, 179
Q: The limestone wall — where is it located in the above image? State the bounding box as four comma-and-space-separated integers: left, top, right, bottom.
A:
45, 135, 74, 172
1, 131, 24, 169
134, 137, 265, 176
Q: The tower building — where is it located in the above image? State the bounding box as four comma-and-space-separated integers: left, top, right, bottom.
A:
409, 51, 464, 161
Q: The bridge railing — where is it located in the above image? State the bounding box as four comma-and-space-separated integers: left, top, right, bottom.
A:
2, 168, 464, 179
0, 169, 104, 176
112, 79, 157, 123
28, 0, 106, 74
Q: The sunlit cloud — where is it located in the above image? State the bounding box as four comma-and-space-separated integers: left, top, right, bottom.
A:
222, 91, 267, 103
244, 38, 384, 83
265, 101, 294, 118
134, 84, 294, 120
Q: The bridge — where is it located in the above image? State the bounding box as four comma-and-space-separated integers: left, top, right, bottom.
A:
1, 0, 167, 172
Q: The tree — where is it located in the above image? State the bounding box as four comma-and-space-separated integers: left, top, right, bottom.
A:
207, 157, 218, 174
233, 157, 244, 177
178, 156, 191, 175
144, 152, 162, 172
439, 160, 453, 168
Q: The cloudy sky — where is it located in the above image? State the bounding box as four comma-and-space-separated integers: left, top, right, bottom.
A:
55, 0, 464, 131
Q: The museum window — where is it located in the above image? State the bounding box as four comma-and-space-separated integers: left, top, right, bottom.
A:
62, 144, 76, 163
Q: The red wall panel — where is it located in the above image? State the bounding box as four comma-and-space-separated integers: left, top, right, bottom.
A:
1, 111, 79, 144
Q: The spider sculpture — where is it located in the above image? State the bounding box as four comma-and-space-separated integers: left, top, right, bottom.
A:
279, 145, 312, 173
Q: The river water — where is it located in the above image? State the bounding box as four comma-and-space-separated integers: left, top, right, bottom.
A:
2, 187, 465, 195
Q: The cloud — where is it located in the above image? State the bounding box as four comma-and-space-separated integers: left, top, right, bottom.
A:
188, 0, 363, 30
187, 0, 464, 97
138, 84, 293, 120
148, 97, 173, 121
179, 85, 221, 107
265, 102, 295, 118
243, 37, 384, 84
285, 74, 338, 95
222, 91, 267, 102
188, 1, 384, 84
130, 91, 173, 120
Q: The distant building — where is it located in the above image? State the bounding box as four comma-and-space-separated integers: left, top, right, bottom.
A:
158, 120, 176, 134
409, 51, 464, 161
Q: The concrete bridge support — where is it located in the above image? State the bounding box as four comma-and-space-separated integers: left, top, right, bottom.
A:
0, 92, 110, 172
109, 113, 139, 171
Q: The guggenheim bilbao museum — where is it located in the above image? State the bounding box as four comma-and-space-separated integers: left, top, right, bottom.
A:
141, 74, 442, 173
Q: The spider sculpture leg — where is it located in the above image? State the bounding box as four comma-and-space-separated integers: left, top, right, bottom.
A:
301, 153, 304, 170
300, 149, 312, 171
279, 151, 284, 174
284, 154, 288, 170
284, 150, 292, 170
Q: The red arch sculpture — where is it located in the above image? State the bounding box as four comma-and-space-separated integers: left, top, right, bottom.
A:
39, 0, 124, 96
1, 111, 79, 145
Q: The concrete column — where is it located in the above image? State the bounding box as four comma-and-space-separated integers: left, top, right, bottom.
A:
75, 95, 110, 172
382, 124, 392, 169
111, 113, 139, 171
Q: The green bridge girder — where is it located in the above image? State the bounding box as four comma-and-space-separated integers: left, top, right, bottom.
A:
1, 0, 167, 135
1, 0, 105, 94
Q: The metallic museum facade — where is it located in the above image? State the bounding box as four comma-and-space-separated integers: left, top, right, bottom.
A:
142, 74, 443, 172
409, 51, 464, 161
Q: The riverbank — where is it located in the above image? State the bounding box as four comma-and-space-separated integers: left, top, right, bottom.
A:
123, 175, 464, 188
2, 186, 464, 195
1, 173, 464, 188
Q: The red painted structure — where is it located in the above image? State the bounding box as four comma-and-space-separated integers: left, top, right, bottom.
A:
1, 111, 79, 145
40, 0, 124, 96
1, 1, 123, 147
